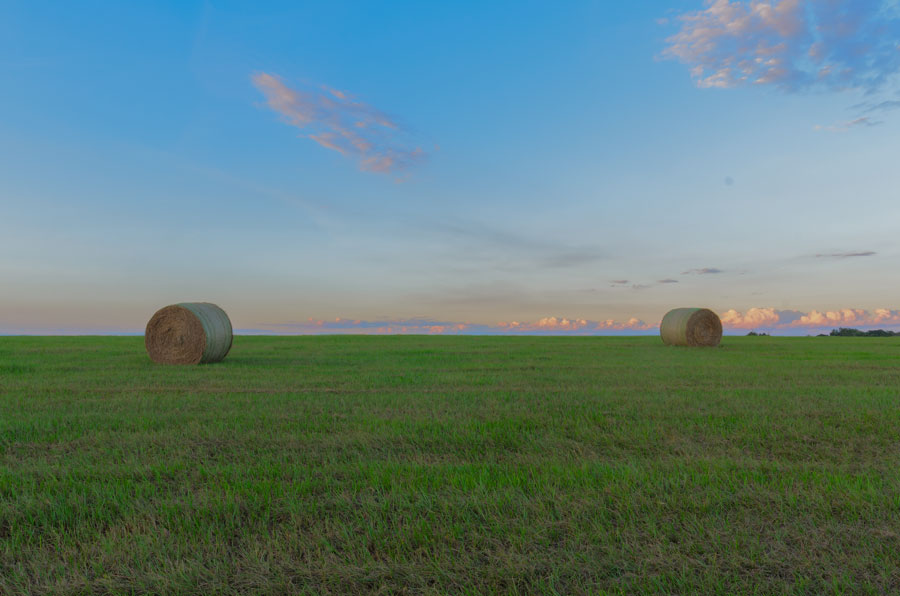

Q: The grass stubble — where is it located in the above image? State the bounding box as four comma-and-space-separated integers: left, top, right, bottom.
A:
0, 336, 898, 595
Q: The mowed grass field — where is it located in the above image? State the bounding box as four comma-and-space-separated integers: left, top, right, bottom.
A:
1, 336, 899, 595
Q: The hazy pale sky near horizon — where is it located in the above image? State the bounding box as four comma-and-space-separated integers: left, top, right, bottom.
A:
3, 0, 900, 335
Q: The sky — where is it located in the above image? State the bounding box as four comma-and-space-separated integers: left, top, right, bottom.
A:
2, 0, 900, 335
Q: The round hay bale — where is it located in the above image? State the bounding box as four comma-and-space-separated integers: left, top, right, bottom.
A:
660, 308, 722, 347
145, 302, 233, 364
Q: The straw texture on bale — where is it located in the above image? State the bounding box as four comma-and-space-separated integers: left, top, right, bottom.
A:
660, 308, 722, 347
145, 302, 233, 364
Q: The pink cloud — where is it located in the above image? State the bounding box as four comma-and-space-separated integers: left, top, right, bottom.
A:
662, 0, 900, 92
595, 318, 656, 331
497, 317, 636, 332
252, 72, 426, 175
533, 316, 589, 331
721, 307, 900, 331
720, 307, 783, 329
792, 308, 869, 327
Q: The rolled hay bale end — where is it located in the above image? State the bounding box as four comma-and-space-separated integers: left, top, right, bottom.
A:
660, 308, 722, 347
145, 302, 233, 364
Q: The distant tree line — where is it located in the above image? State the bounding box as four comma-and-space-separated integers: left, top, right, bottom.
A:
747, 328, 900, 337
828, 327, 900, 337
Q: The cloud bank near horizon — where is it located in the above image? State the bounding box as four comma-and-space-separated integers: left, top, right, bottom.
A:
252, 72, 426, 175
247, 316, 655, 336
663, 0, 900, 92
721, 306, 900, 330
7, 308, 900, 336
238, 307, 900, 336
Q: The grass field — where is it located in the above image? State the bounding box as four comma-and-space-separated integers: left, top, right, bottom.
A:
1, 335, 899, 595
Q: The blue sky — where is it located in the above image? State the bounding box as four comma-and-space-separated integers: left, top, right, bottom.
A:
3, 0, 900, 335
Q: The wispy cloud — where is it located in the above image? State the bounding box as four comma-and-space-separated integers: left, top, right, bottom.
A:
813, 116, 882, 132
662, 0, 900, 93
610, 278, 680, 289
857, 98, 900, 113
815, 250, 877, 258
252, 72, 426, 175
540, 251, 606, 268
428, 221, 605, 271
259, 317, 468, 335
682, 267, 723, 275
609, 280, 651, 290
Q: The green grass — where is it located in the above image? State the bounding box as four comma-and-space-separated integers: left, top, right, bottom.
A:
1, 335, 899, 595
